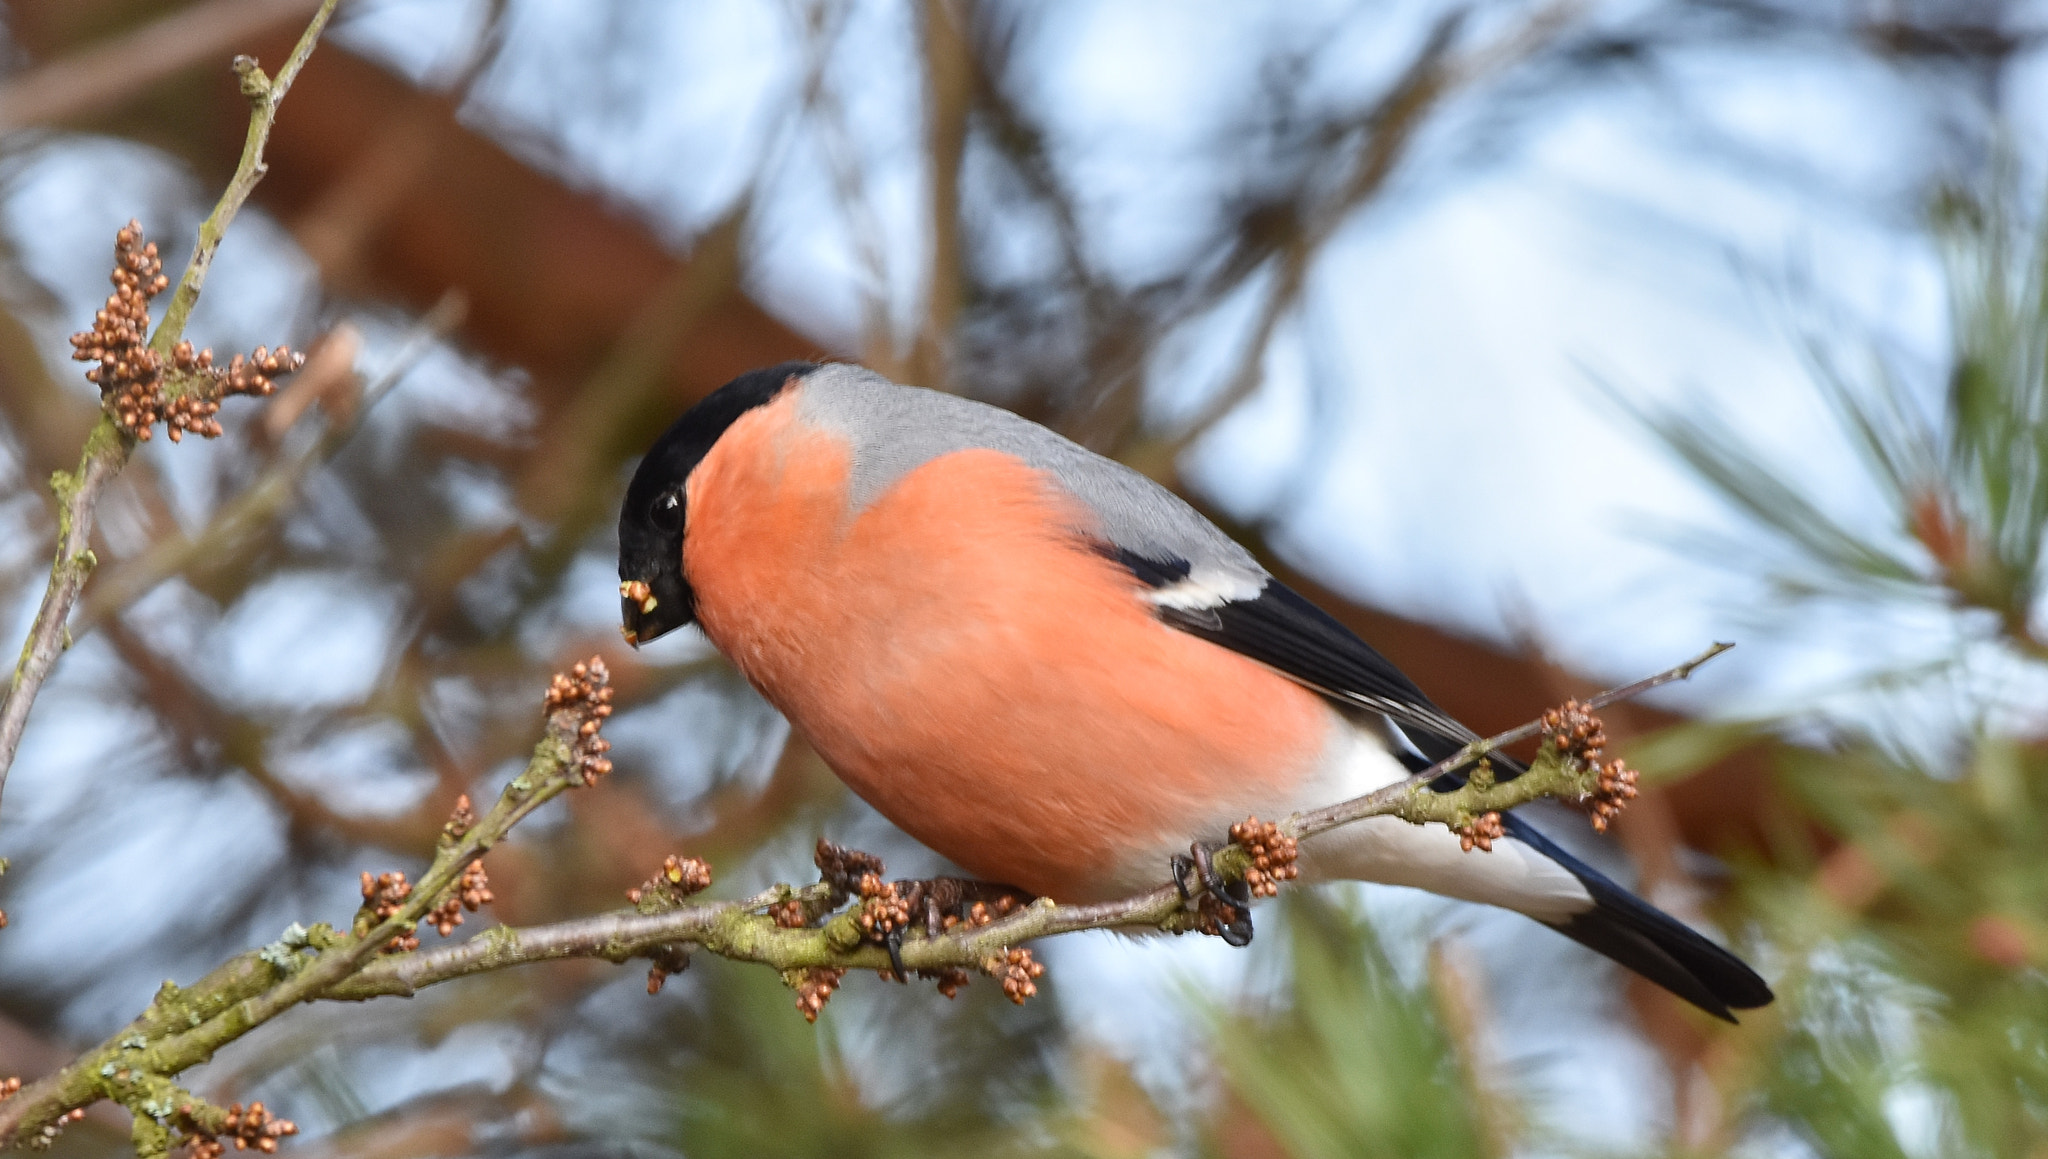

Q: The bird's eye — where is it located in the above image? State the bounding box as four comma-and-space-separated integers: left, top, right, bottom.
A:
649, 491, 683, 533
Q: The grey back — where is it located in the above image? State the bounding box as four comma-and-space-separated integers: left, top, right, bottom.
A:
792, 363, 1267, 588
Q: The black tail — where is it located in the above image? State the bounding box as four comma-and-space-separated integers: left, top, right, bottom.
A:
1501, 813, 1773, 1022
1392, 731, 1773, 1020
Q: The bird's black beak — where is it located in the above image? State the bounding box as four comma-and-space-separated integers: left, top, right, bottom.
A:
619, 578, 689, 647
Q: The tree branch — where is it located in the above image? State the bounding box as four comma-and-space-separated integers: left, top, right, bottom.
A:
911, 0, 974, 390
0, 0, 324, 135
0, 0, 341, 820
337, 647, 1734, 997
0, 643, 1727, 1152
0, 658, 613, 1152
151, 3, 341, 349
1293, 641, 1732, 836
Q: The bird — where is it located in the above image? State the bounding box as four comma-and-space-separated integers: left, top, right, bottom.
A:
616, 360, 1773, 1021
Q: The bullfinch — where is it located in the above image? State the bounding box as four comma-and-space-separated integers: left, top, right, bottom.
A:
616, 361, 1772, 1020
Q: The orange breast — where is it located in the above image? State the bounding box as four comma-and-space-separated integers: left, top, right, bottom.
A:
683, 391, 1330, 901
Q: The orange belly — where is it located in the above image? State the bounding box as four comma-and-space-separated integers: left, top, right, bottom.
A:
684, 394, 1330, 901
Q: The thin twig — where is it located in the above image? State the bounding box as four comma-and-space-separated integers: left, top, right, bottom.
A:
1292, 642, 1731, 836
153, 4, 341, 350
0, 0, 342, 819
911, 0, 974, 390
0, 431, 124, 807
1158, 1, 1579, 459
786, 0, 898, 373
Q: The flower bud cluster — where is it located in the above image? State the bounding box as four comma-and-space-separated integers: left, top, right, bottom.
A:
1229, 816, 1299, 897
1539, 700, 1639, 832
856, 873, 910, 943
426, 861, 493, 937
625, 855, 712, 908
1455, 810, 1505, 852
543, 658, 615, 784
794, 967, 845, 1022
359, 871, 418, 952
182, 1101, 297, 1157
68, 221, 304, 442
984, 947, 1045, 1005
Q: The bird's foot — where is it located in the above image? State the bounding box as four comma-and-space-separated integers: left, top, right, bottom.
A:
880, 878, 1031, 984
896, 876, 1035, 937
808, 841, 1037, 995
1172, 841, 1254, 947
814, 838, 888, 904
815, 844, 1035, 979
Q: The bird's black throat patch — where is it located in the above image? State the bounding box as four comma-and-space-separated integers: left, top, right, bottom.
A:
617, 361, 818, 643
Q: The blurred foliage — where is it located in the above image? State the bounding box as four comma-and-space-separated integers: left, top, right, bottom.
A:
1636, 177, 2048, 680
1201, 893, 1498, 1159
1629, 181, 2048, 1158
1744, 738, 2048, 1159
639, 959, 1071, 1158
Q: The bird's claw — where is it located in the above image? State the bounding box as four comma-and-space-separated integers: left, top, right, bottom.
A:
1191, 840, 1253, 908
883, 927, 907, 981
813, 844, 1039, 972
1174, 841, 1254, 946
882, 876, 1034, 942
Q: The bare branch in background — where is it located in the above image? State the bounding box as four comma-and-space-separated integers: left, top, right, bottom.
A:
0, 0, 321, 134
947, 1, 1579, 459
911, 0, 975, 391
1155, 1, 1581, 462
517, 204, 754, 559
288, 0, 508, 283
787, 0, 901, 374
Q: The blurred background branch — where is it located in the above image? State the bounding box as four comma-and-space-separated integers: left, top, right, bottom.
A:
0, 0, 323, 135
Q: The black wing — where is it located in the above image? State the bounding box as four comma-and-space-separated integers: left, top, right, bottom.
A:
1116, 549, 1774, 1017
1112, 547, 1477, 756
